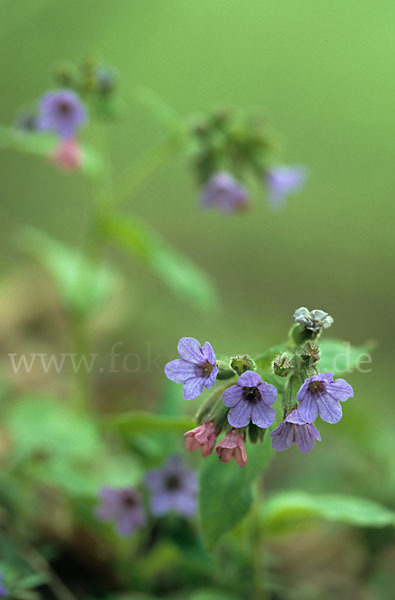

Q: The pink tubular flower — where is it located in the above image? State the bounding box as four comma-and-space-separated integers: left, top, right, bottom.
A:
215, 429, 247, 468
184, 421, 217, 457
51, 139, 83, 171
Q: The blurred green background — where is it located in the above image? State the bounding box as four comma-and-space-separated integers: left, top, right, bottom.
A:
0, 1, 395, 594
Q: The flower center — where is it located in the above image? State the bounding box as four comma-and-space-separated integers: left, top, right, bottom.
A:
243, 386, 260, 404
165, 475, 181, 491
201, 361, 213, 377
57, 101, 72, 116
122, 494, 137, 508
308, 380, 325, 394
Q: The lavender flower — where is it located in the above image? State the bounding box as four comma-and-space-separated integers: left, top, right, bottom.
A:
0, 573, 7, 597
222, 370, 277, 429
297, 373, 353, 424
145, 456, 197, 517
215, 429, 247, 467
184, 420, 217, 457
38, 90, 87, 139
294, 307, 334, 332
270, 408, 321, 453
265, 165, 306, 208
201, 172, 249, 213
164, 337, 218, 400
96, 487, 146, 537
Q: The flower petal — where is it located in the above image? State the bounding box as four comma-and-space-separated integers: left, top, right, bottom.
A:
222, 384, 244, 407
204, 365, 218, 389
257, 381, 277, 406
237, 370, 262, 388
251, 402, 275, 429
177, 337, 204, 363
316, 394, 343, 424
307, 423, 321, 441
182, 377, 205, 400
227, 400, 251, 428
298, 394, 319, 423
201, 341, 216, 365
164, 359, 200, 383
270, 423, 294, 451
294, 424, 315, 453
328, 378, 354, 402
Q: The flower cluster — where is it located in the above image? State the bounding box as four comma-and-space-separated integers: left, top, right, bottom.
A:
165, 307, 354, 467
95, 456, 197, 537
191, 107, 306, 212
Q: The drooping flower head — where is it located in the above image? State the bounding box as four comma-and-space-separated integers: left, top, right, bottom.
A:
270, 408, 321, 453
215, 429, 247, 467
222, 371, 277, 429
0, 573, 7, 597
164, 337, 218, 400
96, 487, 146, 537
51, 139, 83, 171
294, 307, 334, 333
201, 172, 249, 213
265, 165, 306, 208
38, 89, 87, 139
145, 456, 198, 517
297, 373, 353, 424
184, 420, 217, 457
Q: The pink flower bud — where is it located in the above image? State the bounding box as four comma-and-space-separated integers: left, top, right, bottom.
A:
215, 429, 247, 468
51, 139, 83, 171
184, 421, 217, 457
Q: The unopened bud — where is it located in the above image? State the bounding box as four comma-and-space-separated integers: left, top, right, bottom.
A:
273, 352, 294, 377
230, 355, 256, 376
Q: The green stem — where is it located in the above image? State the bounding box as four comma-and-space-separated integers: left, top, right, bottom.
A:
113, 135, 180, 208
250, 476, 267, 599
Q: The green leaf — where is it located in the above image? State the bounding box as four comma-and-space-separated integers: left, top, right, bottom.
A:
318, 339, 373, 375
20, 228, 118, 317
199, 439, 272, 549
262, 491, 395, 534
254, 345, 288, 372
102, 214, 219, 311
102, 410, 195, 435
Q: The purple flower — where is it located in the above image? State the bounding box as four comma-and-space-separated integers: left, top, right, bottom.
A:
201, 172, 249, 213
38, 90, 87, 139
222, 371, 277, 429
297, 373, 353, 424
96, 487, 146, 537
0, 573, 7, 597
270, 408, 321, 453
164, 337, 218, 400
145, 456, 198, 517
265, 165, 306, 208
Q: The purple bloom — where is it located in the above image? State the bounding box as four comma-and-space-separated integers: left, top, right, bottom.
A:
270, 408, 321, 453
222, 370, 277, 429
38, 90, 87, 139
164, 337, 218, 400
201, 172, 249, 213
96, 487, 146, 537
265, 165, 306, 208
145, 456, 197, 517
297, 373, 353, 424
0, 573, 7, 597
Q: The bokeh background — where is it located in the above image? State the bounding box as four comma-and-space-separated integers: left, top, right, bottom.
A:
1, 1, 395, 598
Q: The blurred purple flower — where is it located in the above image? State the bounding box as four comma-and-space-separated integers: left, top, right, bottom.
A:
201, 172, 249, 213
265, 165, 306, 208
184, 420, 217, 457
215, 429, 247, 467
222, 370, 277, 429
270, 408, 321, 453
145, 456, 197, 517
164, 337, 218, 400
96, 487, 146, 537
0, 573, 7, 597
297, 373, 353, 424
38, 89, 87, 139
